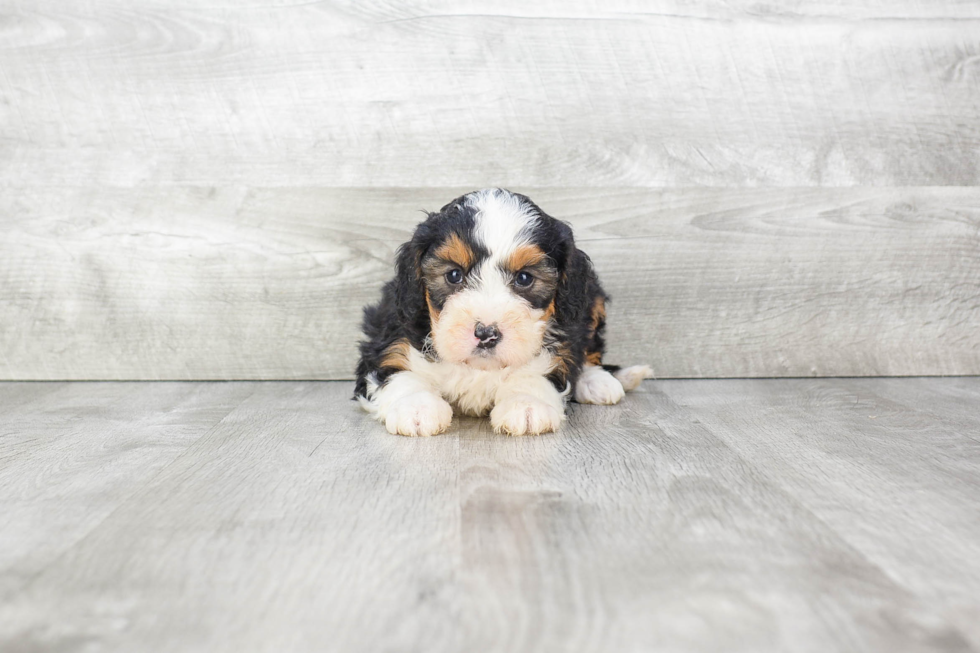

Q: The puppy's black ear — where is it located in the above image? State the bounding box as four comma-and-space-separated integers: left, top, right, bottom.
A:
553, 220, 592, 325
550, 219, 577, 275
393, 220, 435, 336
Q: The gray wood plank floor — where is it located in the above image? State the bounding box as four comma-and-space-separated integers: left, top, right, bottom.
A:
1, 378, 978, 652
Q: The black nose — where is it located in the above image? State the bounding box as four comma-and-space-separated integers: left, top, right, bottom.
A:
474, 323, 501, 349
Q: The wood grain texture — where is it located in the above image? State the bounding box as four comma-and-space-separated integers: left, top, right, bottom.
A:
1, 382, 463, 652
2, 186, 978, 380
2, 378, 980, 651
3, 1, 979, 379
455, 395, 967, 652
0, 382, 254, 599
659, 377, 980, 649
1, 1, 979, 187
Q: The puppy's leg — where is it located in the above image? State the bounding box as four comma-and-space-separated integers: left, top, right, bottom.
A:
359, 371, 453, 437
491, 374, 565, 436
574, 364, 626, 405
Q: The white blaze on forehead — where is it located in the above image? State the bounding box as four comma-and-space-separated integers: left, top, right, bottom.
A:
465, 188, 539, 265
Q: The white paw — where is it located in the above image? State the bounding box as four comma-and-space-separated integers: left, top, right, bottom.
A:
384, 392, 453, 437
490, 394, 563, 436
574, 366, 626, 405
613, 365, 653, 391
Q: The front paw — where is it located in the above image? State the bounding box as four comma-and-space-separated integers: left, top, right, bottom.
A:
490, 394, 563, 436
384, 392, 453, 437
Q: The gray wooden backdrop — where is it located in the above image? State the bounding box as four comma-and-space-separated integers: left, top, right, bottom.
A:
2, 1, 978, 380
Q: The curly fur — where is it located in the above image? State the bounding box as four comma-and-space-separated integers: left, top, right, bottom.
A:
354, 189, 650, 436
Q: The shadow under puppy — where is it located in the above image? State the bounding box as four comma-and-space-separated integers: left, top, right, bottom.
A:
355, 188, 651, 436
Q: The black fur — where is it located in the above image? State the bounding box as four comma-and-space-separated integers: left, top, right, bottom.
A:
354, 190, 610, 400
546, 245, 610, 392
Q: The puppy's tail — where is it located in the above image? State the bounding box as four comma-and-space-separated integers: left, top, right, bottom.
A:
601, 364, 654, 392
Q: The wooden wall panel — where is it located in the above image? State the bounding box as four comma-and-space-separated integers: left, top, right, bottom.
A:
2, 2, 978, 378
1, 1, 979, 187
2, 187, 977, 380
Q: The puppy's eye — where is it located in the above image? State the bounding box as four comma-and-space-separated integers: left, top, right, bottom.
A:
446, 269, 464, 285
515, 271, 534, 288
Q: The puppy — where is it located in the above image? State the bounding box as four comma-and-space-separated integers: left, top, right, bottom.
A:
355, 188, 651, 436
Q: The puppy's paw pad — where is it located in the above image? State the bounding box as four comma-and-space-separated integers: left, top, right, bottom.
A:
575, 367, 626, 405
613, 365, 653, 392
491, 394, 563, 436
385, 393, 453, 437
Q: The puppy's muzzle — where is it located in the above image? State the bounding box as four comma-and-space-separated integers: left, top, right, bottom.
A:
474, 322, 501, 350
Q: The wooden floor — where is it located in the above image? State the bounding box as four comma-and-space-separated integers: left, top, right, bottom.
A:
1, 379, 979, 652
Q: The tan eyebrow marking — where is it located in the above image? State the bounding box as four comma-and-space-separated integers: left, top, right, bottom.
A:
433, 233, 475, 269
505, 244, 547, 272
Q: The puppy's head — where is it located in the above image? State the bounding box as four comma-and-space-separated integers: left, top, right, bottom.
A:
397, 189, 574, 370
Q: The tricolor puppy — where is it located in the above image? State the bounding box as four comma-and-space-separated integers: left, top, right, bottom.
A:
355, 188, 651, 436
